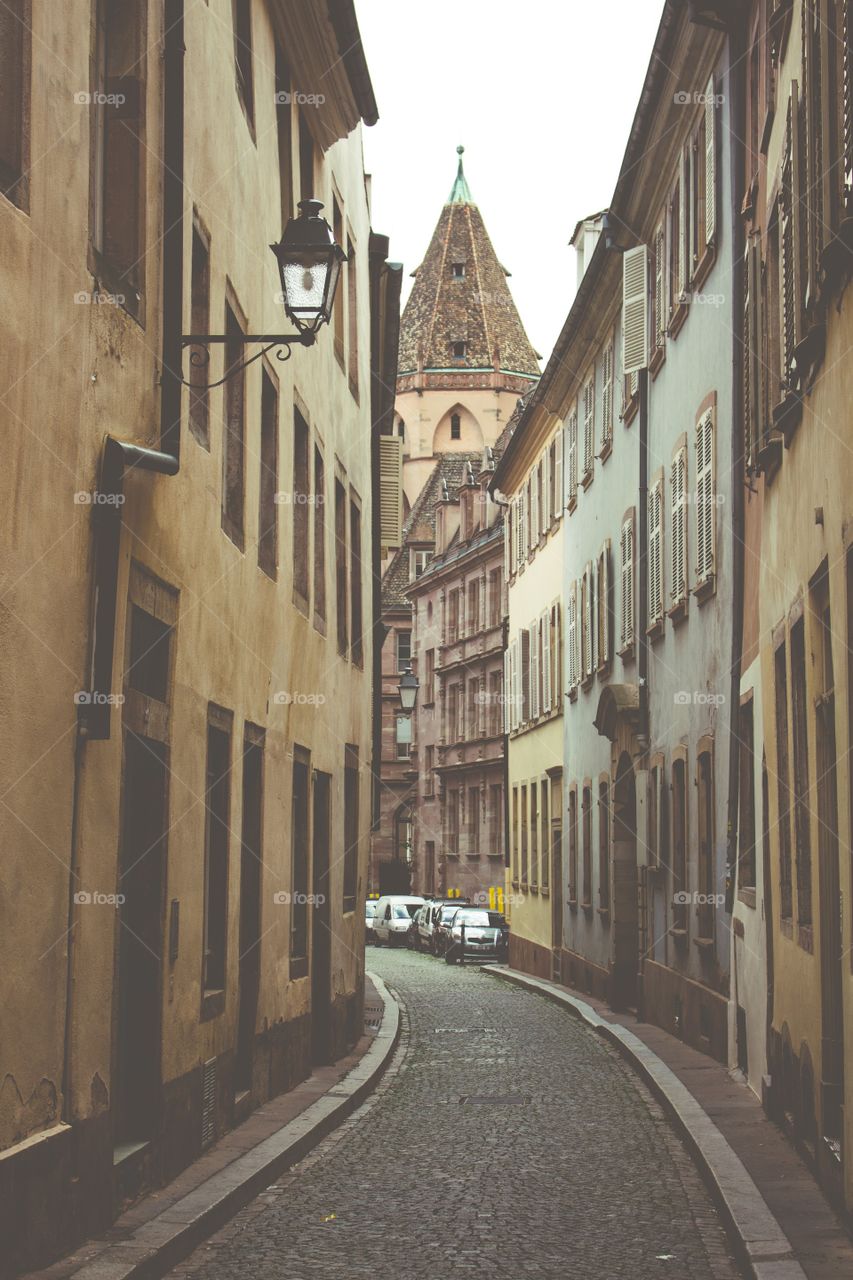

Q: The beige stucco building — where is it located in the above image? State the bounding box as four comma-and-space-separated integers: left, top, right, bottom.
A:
0, 1, 399, 1269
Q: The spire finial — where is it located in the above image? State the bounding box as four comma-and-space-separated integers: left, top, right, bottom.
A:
448, 144, 473, 204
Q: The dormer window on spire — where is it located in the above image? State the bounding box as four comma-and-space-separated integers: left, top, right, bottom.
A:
452, 262, 465, 278
451, 341, 466, 360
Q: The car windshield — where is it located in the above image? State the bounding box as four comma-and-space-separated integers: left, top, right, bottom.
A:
440, 906, 461, 922
365, 903, 377, 918
453, 910, 503, 927
393, 905, 414, 919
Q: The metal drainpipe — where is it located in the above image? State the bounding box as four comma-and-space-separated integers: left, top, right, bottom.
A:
62, 0, 185, 1125
638, 366, 649, 741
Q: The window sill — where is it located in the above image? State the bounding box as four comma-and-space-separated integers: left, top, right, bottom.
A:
567, 897, 578, 912
290, 956, 309, 980
487, 852, 504, 860
693, 936, 715, 953
772, 389, 803, 443
692, 575, 716, 606
780, 917, 794, 939
567, 687, 579, 703
293, 589, 310, 618
622, 397, 639, 427
200, 990, 225, 1021
598, 439, 613, 464
596, 659, 612, 680
446, 851, 460, 860
540, 886, 550, 897
737, 886, 757, 909
798, 924, 814, 954
88, 246, 144, 327
617, 640, 635, 662
646, 617, 665, 643
691, 246, 716, 294
668, 597, 689, 627
529, 884, 539, 895
581, 901, 594, 917
649, 344, 666, 379
597, 907, 610, 921
580, 672, 595, 692
567, 496, 578, 516
668, 301, 689, 340
348, 378, 360, 404
670, 926, 688, 945
580, 469, 593, 492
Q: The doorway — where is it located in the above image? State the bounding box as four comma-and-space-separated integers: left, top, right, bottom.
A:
236, 728, 264, 1097
115, 731, 167, 1146
311, 771, 332, 1065
611, 752, 639, 1010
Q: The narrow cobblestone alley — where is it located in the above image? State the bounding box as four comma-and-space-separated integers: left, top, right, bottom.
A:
168, 952, 743, 1280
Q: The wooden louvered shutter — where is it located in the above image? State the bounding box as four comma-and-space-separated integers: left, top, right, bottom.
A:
602, 341, 614, 450
654, 223, 666, 347
622, 245, 649, 375
844, 0, 853, 214
554, 427, 564, 514
542, 452, 550, 531
582, 375, 595, 479
511, 641, 519, 731
678, 148, 689, 296
503, 510, 511, 581
530, 622, 540, 719
791, 81, 805, 350
705, 75, 717, 246
378, 435, 402, 549
567, 408, 578, 506
530, 468, 539, 549
599, 541, 611, 666
503, 649, 511, 734
621, 518, 634, 648
649, 483, 663, 623
670, 449, 687, 604
695, 412, 715, 583
567, 586, 578, 691
542, 611, 552, 712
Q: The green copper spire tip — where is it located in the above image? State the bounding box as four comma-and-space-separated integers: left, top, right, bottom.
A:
448, 144, 473, 204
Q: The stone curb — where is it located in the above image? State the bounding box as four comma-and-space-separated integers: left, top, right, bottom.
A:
484, 966, 807, 1280
62, 974, 400, 1280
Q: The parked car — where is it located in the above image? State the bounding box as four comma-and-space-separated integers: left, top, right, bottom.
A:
372, 896, 426, 946
410, 904, 430, 949
365, 899, 379, 945
430, 901, 471, 956
444, 909, 509, 965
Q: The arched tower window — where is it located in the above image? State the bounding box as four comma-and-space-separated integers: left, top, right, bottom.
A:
451, 413, 461, 440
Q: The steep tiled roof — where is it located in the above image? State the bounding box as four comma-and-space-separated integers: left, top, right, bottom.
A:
381, 452, 482, 611
398, 150, 540, 378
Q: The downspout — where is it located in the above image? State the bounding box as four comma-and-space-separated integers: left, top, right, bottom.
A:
638, 367, 649, 743
62, 0, 185, 1124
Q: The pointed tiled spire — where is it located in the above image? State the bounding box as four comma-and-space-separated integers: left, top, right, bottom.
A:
398, 149, 540, 379
448, 145, 473, 205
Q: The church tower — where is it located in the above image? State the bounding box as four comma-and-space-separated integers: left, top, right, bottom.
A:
394, 147, 540, 512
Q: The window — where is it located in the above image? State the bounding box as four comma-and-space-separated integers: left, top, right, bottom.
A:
540, 781, 550, 891
670, 447, 688, 608
223, 302, 246, 549
652, 220, 666, 351
541, 611, 552, 712
448, 789, 461, 856
774, 637, 793, 921
451, 342, 466, 359
529, 622, 539, 719
567, 581, 579, 693
275, 45, 293, 226
467, 677, 478, 736
492, 785, 504, 858
530, 783, 539, 886
424, 649, 435, 703
601, 341, 614, 454
598, 780, 610, 910
648, 478, 664, 626
450, 413, 461, 439
232, 0, 254, 128
313, 446, 326, 625
204, 708, 232, 993
343, 746, 359, 911
669, 177, 682, 311
0, 0, 30, 210
467, 579, 480, 633
127, 604, 173, 703
696, 746, 714, 940
468, 786, 480, 856
189, 225, 210, 446
298, 109, 314, 200
511, 786, 519, 881
332, 199, 345, 364
790, 618, 812, 928
620, 515, 635, 650
258, 370, 278, 579
347, 235, 359, 398
350, 496, 363, 666
396, 714, 412, 759
582, 374, 595, 482
335, 477, 348, 654
489, 669, 502, 736
411, 548, 431, 579
447, 685, 458, 744
568, 786, 578, 903
91, 0, 145, 295
489, 568, 501, 627
581, 563, 595, 680
520, 784, 529, 884
597, 541, 611, 670
425, 745, 435, 796
672, 757, 688, 932
565, 406, 578, 508
447, 589, 460, 643
290, 751, 310, 969
396, 630, 412, 672
452, 262, 465, 278
292, 409, 310, 607
738, 700, 756, 892
695, 410, 715, 588
581, 785, 592, 907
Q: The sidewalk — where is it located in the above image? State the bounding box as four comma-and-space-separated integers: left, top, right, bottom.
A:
23, 974, 399, 1280
486, 966, 853, 1280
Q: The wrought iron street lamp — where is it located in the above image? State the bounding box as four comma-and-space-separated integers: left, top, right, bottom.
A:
398, 664, 420, 712
181, 199, 346, 388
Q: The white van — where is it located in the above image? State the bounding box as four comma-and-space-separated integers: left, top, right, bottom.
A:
372, 895, 426, 946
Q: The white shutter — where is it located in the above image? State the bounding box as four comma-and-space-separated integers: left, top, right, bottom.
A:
678, 148, 688, 297
530, 623, 539, 719
554, 428, 564, 516
511, 640, 519, 731
542, 611, 551, 712
649, 482, 663, 623
586, 561, 596, 677
503, 649, 511, 734
695, 411, 715, 582
567, 585, 578, 691
622, 245, 649, 375
670, 449, 687, 603
530, 469, 539, 549
503, 511, 511, 582
582, 374, 595, 479
542, 453, 550, 532
621, 518, 634, 648
566, 407, 578, 505
520, 486, 528, 561
600, 540, 610, 666
378, 435, 403, 549
705, 74, 717, 247
602, 342, 614, 450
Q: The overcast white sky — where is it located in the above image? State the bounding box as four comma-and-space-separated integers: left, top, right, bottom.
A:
355, 0, 665, 365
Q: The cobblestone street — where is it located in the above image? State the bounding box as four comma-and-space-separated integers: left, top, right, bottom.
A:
168, 952, 743, 1280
